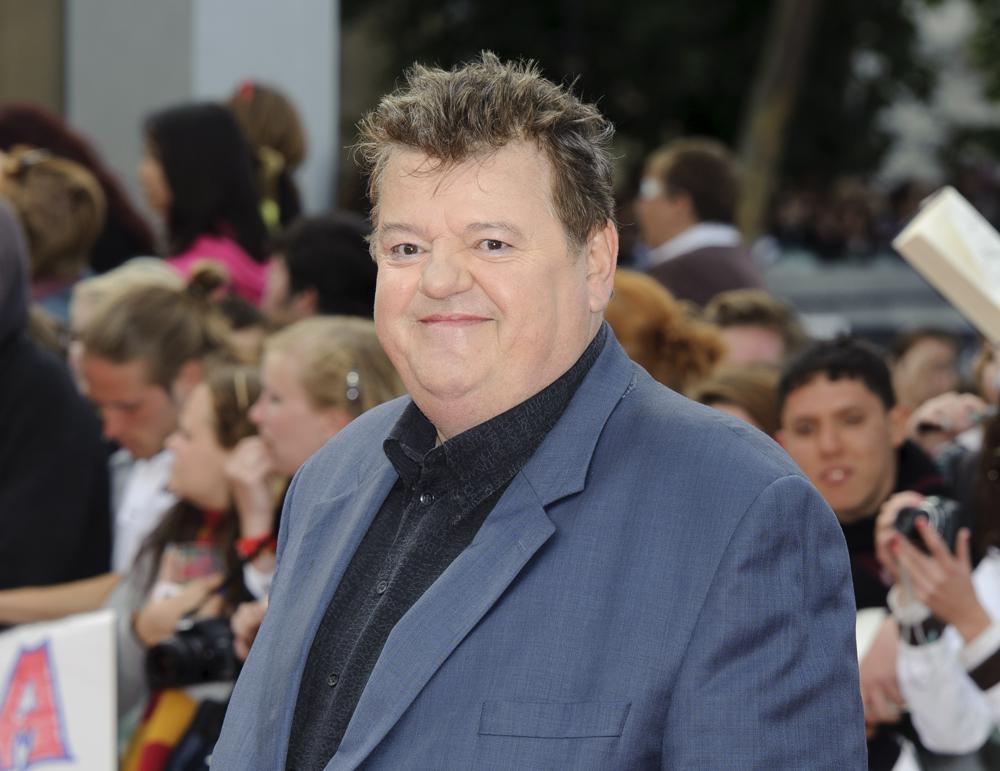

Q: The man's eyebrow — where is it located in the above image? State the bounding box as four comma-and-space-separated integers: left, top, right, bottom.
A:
377, 222, 431, 240
464, 221, 525, 239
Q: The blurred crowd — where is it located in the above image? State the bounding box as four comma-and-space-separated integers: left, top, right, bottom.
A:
1, 84, 999, 770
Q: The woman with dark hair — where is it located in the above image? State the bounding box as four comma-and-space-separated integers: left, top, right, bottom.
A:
0, 102, 155, 272
140, 102, 270, 304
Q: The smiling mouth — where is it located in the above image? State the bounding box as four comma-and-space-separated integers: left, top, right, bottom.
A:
419, 314, 490, 325
820, 467, 851, 484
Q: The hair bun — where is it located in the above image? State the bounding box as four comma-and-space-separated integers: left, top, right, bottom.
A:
185, 260, 230, 301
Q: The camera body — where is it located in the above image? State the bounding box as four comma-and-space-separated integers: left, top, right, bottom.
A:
893, 496, 961, 554
146, 616, 240, 690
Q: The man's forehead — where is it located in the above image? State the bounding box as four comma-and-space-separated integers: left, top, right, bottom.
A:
82, 355, 155, 393
783, 374, 885, 416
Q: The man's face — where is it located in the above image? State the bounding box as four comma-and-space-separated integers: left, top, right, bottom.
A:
372, 141, 616, 438
720, 324, 786, 366
892, 336, 958, 409
777, 375, 905, 523
81, 355, 179, 459
634, 164, 692, 249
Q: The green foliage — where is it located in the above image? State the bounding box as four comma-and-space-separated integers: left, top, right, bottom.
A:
967, 0, 1000, 100
342, 0, 933, 190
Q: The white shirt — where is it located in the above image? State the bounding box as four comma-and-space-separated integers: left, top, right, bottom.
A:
110, 448, 178, 572
898, 548, 1000, 754
646, 222, 742, 269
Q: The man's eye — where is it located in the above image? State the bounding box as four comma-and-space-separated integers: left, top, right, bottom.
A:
388, 243, 421, 257
478, 239, 508, 251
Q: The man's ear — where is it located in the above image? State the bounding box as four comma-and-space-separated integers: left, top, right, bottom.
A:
172, 359, 204, 405
587, 219, 619, 313
290, 288, 318, 319
888, 403, 909, 449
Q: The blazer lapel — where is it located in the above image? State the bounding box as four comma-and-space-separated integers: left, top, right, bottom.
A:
266, 458, 399, 768
328, 473, 555, 771
327, 329, 639, 770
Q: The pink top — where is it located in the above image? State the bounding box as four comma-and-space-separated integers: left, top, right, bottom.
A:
166, 234, 269, 305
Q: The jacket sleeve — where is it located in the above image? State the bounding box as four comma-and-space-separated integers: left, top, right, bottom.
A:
897, 557, 1000, 756
661, 474, 867, 769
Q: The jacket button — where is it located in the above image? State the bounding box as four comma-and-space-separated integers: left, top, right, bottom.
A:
327, 672, 339, 687
419, 492, 434, 505
376, 580, 388, 594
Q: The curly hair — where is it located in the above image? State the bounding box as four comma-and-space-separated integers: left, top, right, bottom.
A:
605, 269, 725, 391
355, 51, 615, 248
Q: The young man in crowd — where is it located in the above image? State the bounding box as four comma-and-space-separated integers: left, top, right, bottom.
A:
776, 336, 951, 610
263, 211, 377, 322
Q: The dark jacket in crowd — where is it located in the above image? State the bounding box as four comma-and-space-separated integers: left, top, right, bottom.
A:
646, 244, 765, 307
0, 200, 111, 589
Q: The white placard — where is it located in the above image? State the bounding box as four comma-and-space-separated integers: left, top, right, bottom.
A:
893, 186, 1000, 343
0, 610, 115, 770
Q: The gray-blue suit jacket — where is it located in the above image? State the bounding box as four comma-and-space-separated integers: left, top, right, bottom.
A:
212, 332, 866, 769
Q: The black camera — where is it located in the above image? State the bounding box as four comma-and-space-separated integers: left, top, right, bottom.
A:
893, 496, 961, 554
146, 616, 241, 690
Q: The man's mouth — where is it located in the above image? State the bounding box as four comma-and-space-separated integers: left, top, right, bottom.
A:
419, 313, 490, 325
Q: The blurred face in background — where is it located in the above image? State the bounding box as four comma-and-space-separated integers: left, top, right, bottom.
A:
892, 336, 958, 411
250, 349, 349, 476
138, 144, 171, 217
720, 324, 786, 366
777, 375, 906, 524
165, 383, 230, 510
81, 354, 178, 460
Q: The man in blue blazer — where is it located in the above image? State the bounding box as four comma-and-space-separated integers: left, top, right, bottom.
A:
212, 53, 866, 770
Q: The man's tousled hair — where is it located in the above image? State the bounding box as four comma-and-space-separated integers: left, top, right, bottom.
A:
356, 51, 616, 248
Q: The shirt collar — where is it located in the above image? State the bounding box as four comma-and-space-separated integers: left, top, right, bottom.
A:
384, 324, 608, 509
647, 222, 742, 267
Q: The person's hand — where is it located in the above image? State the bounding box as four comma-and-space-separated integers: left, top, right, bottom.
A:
860, 617, 903, 735
875, 492, 926, 582
133, 573, 224, 647
906, 391, 988, 455
231, 598, 268, 661
225, 436, 278, 537
891, 523, 992, 643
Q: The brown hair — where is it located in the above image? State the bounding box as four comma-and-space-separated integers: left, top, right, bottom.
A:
356, 51, 615, 248
646, 138, 739, 224
605, 269, 725, 391
140, 364, 262, 601
686, 365, 781, 436
702, 288, 808, 357
2, 147, 106, 281
80, 264, 234, 390
265, 316, 405, 418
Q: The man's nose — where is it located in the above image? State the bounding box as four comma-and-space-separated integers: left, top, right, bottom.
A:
418, 247, 472, 299
816, 424, 842, 455
102, 410, 125, 442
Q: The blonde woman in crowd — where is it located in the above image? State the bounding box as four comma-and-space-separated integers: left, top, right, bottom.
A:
227, 316, 405, 657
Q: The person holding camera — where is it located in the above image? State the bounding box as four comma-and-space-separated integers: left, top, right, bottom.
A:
874, 412, 1000, 755
106, 364, 274, 764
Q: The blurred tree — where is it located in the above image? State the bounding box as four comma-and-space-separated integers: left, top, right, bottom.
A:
967, 0, 1000, 100
341, 0, 933, 216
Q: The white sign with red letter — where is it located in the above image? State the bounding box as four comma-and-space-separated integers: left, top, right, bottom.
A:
0, 610, 115, 770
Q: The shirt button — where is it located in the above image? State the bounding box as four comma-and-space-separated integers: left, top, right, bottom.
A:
327, 672, 339, 687
376, 580, 388, 594
418, 492, 435, 505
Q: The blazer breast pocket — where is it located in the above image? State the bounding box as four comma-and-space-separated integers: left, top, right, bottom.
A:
478, 700, 631, 739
